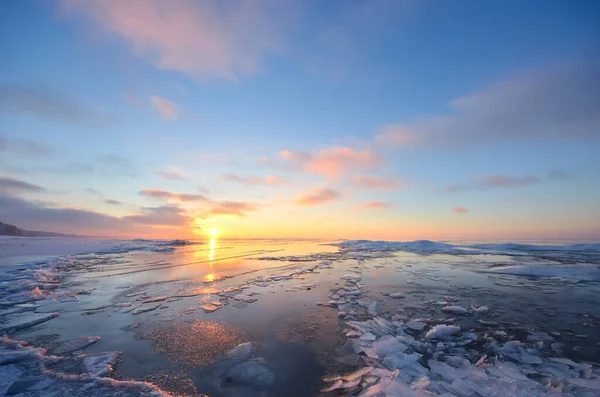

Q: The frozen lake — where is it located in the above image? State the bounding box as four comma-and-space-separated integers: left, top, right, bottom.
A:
1, 237, 599, 396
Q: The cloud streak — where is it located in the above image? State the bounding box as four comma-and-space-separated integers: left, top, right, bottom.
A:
59, 0, 290, 81
296, 188, 341, 206
451, 206, 468, 214
0, 176, 45, 193
139, 189, 210, 202
351, 175, 405, 190
220, 174, 287, 186
375, 59, 600, 149
0, 135, 55, 157
156, 167, 187, 180
361, 201, 390, 209
0, 83, 117, 126
447, 174, 540, 192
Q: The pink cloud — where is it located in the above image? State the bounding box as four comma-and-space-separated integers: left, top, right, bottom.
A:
150, 96, 178, 119
375, 125, 418, 147
59, 0, 288, 81
352, 175, 405, 190
452, 206, 469, 214
220, 174, 287, 186
362, 201, 390, 209
280, 146, 382, 178
296, 188, 341, 206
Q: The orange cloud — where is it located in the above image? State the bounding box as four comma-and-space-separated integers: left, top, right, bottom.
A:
220, 174, 287, 186
280, 146, 382, 178
352, 175, 405, 190
59, 0, 288, 81
452, 206, 469, 214
296, 188, 341, 206
150, 96, 178, 119
139, 189, 209, 202
362, 201, 390, 209
210, 201, 259, 217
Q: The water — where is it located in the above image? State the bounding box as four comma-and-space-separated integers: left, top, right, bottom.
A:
0, 237, 599, 396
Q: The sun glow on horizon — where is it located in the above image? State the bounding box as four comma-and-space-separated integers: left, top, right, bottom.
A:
209, 228, 218, 237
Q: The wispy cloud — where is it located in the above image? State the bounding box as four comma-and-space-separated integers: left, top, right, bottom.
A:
0, 176, 45, 193
279, 146, 382, 178
375, 59, 600, 149
210, 201, 259, 217
0, 82, 117, 126
296, 188, 341, 206
447, 174, 540, 192
0, 135, 55, 157
105, 199, 122, 205
150, 96, 179, 119
123, 205, 190, 225
97, 154, 139, 177
139, 188, 210, 202
59, 0, 291, 81
452, 206, 469, 214
156, 167, 187, 180
548, 170, 573, 180
0, 194, 192, 236
220, 173, 287, 186
361, 201, 390, 209
351, 175, 405, 190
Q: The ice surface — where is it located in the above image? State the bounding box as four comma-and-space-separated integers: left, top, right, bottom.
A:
480, 264, 600, 281
227, 361, 276, 387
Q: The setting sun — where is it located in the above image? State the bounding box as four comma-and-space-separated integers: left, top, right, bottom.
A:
209, 228, 217, 237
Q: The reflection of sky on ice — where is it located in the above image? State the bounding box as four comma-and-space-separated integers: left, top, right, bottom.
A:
1, 238, 599, 396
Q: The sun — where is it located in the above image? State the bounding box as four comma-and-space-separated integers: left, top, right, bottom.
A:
209, 228, 217, 237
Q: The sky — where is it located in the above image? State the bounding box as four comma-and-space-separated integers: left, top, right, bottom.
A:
0, 0, 599, 241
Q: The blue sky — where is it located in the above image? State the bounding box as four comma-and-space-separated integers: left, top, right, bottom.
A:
0, 0, 599, 240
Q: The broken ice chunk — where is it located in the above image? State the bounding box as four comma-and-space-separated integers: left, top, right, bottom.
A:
0, 312, 59, 333
425, 325, 460, 340
321, 379, 343, 392
470, 305, 489, 313
441, 305, 468, 314
141, 296, 168, 303
373, 335, 408, 357
406, 321, 427, 331
342, 366, 373, 382
132, 304, 161, 315
388, 292, 405, 299
53, 336, 101, 355
225, 342, 254, 361
201, 304, 220, 313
